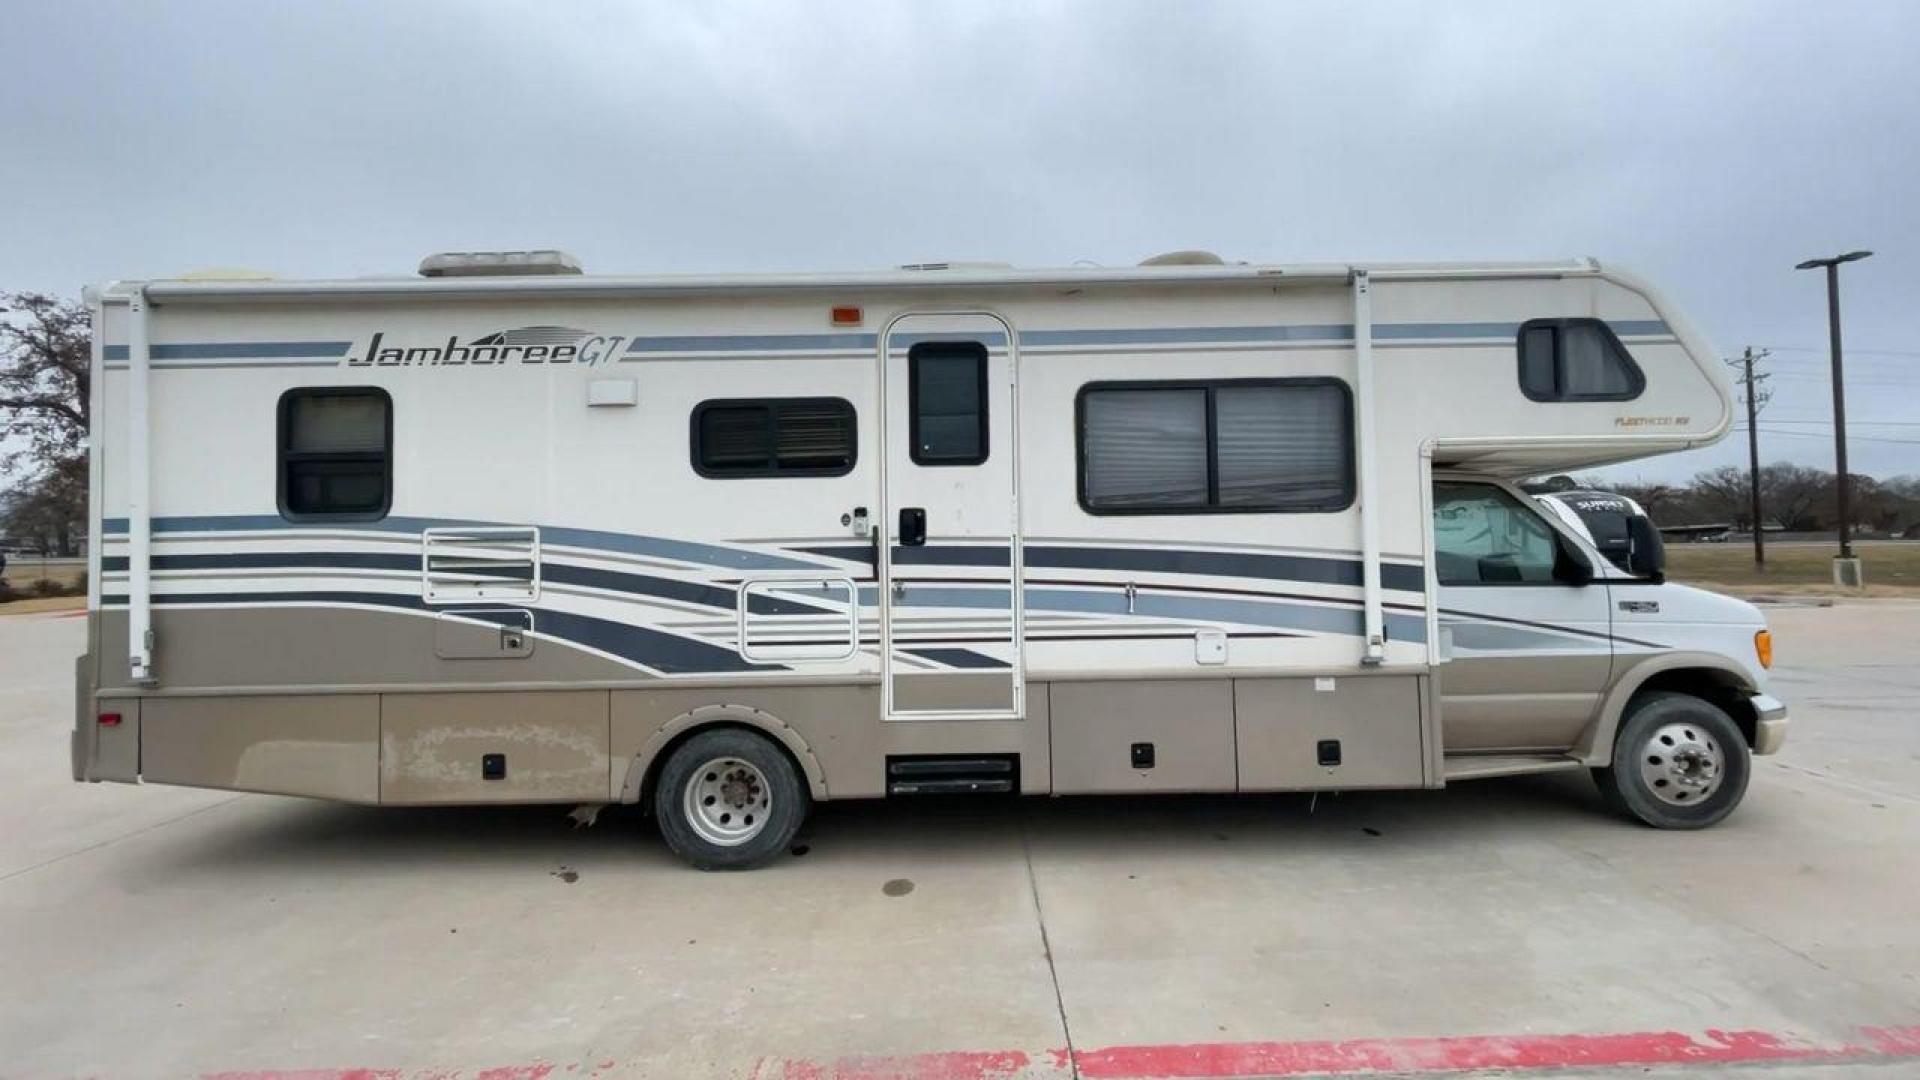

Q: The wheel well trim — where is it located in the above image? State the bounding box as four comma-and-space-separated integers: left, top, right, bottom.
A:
619, 703, 829, 804
1575, 652, 1760, 764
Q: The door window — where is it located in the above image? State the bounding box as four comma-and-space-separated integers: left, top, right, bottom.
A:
908, 342, 989, 465
1434, 482, 1561, 585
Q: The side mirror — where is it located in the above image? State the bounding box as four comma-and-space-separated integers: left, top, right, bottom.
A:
1554, 536, 1595, 587
1625, 516, 1666, 582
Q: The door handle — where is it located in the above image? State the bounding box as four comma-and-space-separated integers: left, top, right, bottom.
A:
898, 507, 927, 547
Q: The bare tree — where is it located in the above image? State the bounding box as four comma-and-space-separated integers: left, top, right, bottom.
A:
0, 293, 90, 554
1760, 462, 1829, 532
1689, 466, 1754, 529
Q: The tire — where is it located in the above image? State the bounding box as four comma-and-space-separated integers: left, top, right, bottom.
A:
653, 728, 808, 870
1592, 691, 1750, 829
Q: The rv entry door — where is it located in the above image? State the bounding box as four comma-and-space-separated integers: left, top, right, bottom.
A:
879, 313, 1024, 720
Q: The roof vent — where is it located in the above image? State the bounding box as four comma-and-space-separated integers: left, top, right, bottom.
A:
1138, 250, 1225, 266
418, 250, 584, 278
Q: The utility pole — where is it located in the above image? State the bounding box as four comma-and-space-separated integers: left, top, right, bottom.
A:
1730, 348, 1771, 569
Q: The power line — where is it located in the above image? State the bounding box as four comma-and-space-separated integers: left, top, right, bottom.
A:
1734, 426, 1920, 445
1765, 371, 1920, 387
1760, 345, 1920, 359
1755, 417, 1920, 428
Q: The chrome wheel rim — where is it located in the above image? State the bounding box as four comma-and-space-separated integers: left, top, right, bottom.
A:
1638, 721, 1726, 807
682, 757, 772, 846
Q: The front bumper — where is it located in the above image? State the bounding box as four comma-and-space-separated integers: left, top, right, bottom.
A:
1751, 693, 1789, 755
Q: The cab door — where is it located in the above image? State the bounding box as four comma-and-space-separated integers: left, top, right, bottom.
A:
878, 313, 1024, 720
1432, 479, 1612, 751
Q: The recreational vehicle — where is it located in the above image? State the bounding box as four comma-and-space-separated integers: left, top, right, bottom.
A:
72, 251, 1788, 868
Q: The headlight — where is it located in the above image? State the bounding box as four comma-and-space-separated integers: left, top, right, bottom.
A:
1754, 629, 1773, 669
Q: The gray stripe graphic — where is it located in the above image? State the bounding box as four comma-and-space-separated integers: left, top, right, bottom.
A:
1444, 620, 1601, 653
97, 321, 1674, 366
100, 551, 831, 615
100, 590, 778, 674
797, 542, 1425, 594
593, 320, 1671, 357
625, 332, 875, 354
102, 341, 352, 361
100, 515, 821, 572
884, 583, 1429, 644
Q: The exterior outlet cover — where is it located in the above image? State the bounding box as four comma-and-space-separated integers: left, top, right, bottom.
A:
1195, 630, 1227, 665
587, 378, 638, 407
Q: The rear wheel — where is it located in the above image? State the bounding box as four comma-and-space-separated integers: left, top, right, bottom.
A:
1593, 691, 1750, 829
653, 728, 808, 870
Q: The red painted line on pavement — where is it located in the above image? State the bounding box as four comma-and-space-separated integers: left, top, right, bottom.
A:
192, 1024, 1920, 1080
761, 1023, 1920, 1079
1069, 1027, 1861, 1077
1865, 1024, 1920, 1055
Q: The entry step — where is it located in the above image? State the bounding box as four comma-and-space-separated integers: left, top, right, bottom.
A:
887, 755, 1017, 795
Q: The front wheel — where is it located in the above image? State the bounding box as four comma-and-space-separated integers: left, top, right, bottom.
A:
653, 728, 808, 870
1593, 691, 1751, 829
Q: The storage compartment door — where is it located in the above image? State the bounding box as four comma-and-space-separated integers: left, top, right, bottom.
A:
1236, 675, 1426, 790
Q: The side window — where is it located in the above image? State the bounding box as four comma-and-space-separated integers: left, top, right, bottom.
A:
1517, 319, 1645, 402
1078, 379, 1353, 514
908, 341, 988, 465
1082, 387, 1209, 509
278, 387, 391, 521
1433, 482, 1560, 585
691, 397, 856, 477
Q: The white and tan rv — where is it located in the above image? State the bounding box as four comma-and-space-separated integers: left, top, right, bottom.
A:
71, 251, 1788, 868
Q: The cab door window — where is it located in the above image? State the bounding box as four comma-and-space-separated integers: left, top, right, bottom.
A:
1434, 482, 1560, 585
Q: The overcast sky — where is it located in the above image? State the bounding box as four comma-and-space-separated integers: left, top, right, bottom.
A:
4, 0, 1915, 483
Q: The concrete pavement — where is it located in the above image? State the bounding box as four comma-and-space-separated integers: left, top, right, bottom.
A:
1, 603, 1916, 1078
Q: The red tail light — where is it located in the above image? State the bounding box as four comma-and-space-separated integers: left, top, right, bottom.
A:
98, 712, 122, 727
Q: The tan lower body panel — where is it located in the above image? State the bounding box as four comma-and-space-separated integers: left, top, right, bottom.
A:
892, 671, 1016, 712
142, 695, 379, 803
380, 690, 610, 804
1438, 654, 1608, 751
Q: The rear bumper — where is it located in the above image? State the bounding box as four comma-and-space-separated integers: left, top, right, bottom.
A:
1751, 693, 1789, 755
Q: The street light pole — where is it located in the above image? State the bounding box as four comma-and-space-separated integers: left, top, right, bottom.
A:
1794, 250, 1872, 571
1821, 262, 1853, 560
